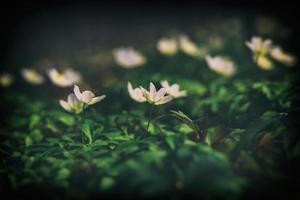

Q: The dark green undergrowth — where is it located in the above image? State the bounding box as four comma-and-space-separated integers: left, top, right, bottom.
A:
1, 16, 300, 200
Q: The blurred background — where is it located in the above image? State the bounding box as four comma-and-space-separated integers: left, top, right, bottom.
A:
1, 1, 300, 199
1, 0, 299, 70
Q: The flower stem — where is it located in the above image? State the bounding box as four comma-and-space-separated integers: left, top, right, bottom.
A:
75, 114, 85, 144
146, 105, 154, 132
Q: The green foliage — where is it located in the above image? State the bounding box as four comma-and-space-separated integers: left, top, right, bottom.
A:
0, 17, 299, 199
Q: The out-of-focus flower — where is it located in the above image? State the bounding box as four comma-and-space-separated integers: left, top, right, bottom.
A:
270, 47, 296, 66
74, 85, 106, 105
59, 93, 84, 114
113, 47, 146, 69
179, 35, 201, 57
245, 36, 273, 56
21, 68, 44, 85
127, 82, 146, 102
256, 56, 273, 70
48, 68, 81, 87
156, 37, 178, 56
140, 82, 173, 105
160, 80, 187, 98
205, 55, 236, 77
0, 73, 13, 87
245, 36, 274, 70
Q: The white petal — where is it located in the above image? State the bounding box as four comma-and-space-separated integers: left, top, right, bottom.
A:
135, 89, 147, 102
89, 95, 106, 105
67, 93, 78, 106
81, 91, 95, 103
73, 85, 82, 100
140, 86, 151, 101
179, 90, 187, 97
127, 82, 135, 98
170, 84, 179, 91
59, 100, 71, 111
160, 80, 169, 89
155, 95, 173, 105
149, 82, 156, 97
156, 88, 166, 100
48, 68, 57, 80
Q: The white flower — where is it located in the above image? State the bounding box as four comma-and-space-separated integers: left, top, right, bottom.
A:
270, 47, 296, 66
0, 73, 13, 87
48, 68, 81, 87
21, 68, 44, 85
157, 37, 178, 56
113, 47, 146, 69
245, 37, 274, 70
139, 82, 173, 105
179, 35, 201, 57
245, 36, 273, 56
205, 55, 236, 77
74, 85, 106, 105
160, 80, 187, 98
127, 82, 146, 102
59, 93, 84, 114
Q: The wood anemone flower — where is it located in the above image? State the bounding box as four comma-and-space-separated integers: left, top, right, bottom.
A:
157, 37, 178, 56
179, 34, 202, 57
74, 85, 106, 105
21, 68, 44, 85
0, 73, 13, 87
127, 82, 147, 102
113, 47, 146, 69
245, 36, 273, 56
160, 80, 187, 98
205, 55, 236, 77
48, 68, 81, 87
139, 82, 173, 105
59, 93, 84, 114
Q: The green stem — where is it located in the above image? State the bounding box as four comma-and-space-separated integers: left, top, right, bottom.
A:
146, 105, 154, 132
75, 114, 85, 145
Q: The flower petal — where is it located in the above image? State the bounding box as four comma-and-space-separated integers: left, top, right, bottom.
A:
67, 93, 78, 106
179, 90, 187, 97
149, 82, 156, 97
156, 88, 166, 100
160, 80, 169, 89
127, 82, 136, 99
81, 91, 95, 104
73, 85, 82, 100
59, 100, 71, 111
89, 95, 106, 105
155, 95, 173, 105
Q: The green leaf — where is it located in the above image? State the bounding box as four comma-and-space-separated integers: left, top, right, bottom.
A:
178, 79, 207, 96
30, 129, 43, 142
165, 135, 176, 150
81, 120, 93, 144
29, 114, 41, 129
25, 136, 33, 147
170, 110, 198, 132
48, 111, 74, 126
100, 177, 115, 190
56, 168, 70, 180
